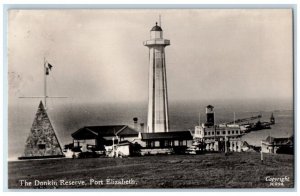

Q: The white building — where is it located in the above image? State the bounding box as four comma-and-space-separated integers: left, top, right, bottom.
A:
194, 123, 243, 152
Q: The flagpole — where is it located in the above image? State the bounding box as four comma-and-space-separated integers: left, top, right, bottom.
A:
20, 59, 68, 107
199, 109, 201, 127
44, 57, 47, 109
234, 112, 236, 125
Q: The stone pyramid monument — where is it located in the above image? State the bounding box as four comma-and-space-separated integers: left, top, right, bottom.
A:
18, 101, 64, 159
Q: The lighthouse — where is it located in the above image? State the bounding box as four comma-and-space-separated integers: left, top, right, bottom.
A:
144, 22, 170, 133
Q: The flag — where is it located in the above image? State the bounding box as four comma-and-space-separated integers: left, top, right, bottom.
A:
45, 62, 53, 75
48, 63, 53, 70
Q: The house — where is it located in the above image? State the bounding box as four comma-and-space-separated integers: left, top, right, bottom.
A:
71, 126, 195, 156
138, 131, 193, 155
105, 141, 133, 157
193, 124, 243, 152
192, 105, 244, 153
71, 125, 139, 152
261, 135, 293, 154
241, 141, 260, 152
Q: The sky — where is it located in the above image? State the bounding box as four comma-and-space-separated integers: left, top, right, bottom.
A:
8, 9, 293, 105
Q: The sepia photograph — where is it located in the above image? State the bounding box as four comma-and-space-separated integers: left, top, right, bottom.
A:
7, 8, 294, 189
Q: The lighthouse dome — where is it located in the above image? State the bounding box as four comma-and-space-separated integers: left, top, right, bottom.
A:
151, 23, 162, 31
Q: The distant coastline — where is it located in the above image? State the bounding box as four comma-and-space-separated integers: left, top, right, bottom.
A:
8, 99, 293, 161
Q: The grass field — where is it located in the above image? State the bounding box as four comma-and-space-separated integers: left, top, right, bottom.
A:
8, 152, 294, 189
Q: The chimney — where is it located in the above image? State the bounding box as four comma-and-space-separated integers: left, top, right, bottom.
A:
133, 117, 138, 130
140, 123, 145, 133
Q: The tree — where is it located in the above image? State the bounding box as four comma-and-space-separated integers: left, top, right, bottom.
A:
131, 142, 142, 156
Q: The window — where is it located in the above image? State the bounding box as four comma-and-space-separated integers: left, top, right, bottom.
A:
236, 130, 239, 134
74, 140, 85, 147
179, 140, 183, 146
212, 132, 214, 135
165, 140, 171, 147
38, 144, 46, 149
174, 140, 179, 146
208, 132, 210, 135
217, 131, 220, 135
232, 131, 234, 134
146, 141, 154, 148
155, 141, 160, 147
183, 140, 187, 146
187, 140, 193, 146
204, 132, 207, 135
223, 131, 226, 135
227, 131, 230, 134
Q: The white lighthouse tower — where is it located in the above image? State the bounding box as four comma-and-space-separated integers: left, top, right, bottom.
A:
144, 22, 170, 133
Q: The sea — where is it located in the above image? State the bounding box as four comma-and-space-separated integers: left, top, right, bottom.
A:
8, 99, 294, 161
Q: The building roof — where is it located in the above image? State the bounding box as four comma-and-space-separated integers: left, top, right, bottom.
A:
151, 23, 162, 31
141, 131, 193, 140
206, 105, 214, 109
263, 135, 294, 145
241, 141, 250, 147
203, 126, 240, 131
118, 140, 131, 146
72, 125, 139, 140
